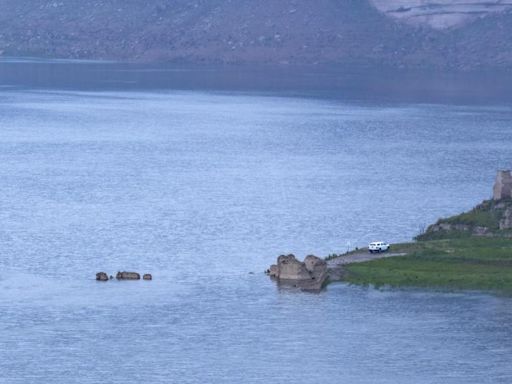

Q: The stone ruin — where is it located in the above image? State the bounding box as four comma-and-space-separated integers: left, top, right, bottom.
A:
493, 170, 512, 200
491, 170, 512, 230
267, 254, 328, 291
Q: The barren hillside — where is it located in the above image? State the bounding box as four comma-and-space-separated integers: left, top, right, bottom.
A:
0, 0, 511, 70
370, 0, 512, 29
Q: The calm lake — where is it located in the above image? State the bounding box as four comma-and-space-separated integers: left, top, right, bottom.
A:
0, 61, 511, 383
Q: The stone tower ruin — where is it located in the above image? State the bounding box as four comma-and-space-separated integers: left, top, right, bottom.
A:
493, 170, 512, 200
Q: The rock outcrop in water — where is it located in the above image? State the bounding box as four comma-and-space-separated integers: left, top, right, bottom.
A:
116, 271, 141, 280
96, 272, 153, 281
96, 271, 153, 281
267, 254, 328, 291
96, 272, 109, 281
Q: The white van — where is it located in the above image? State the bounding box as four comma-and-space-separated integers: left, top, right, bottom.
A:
368, 241, 390, 253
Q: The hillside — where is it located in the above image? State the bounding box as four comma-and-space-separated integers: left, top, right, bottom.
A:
370, 0, 512, 29
1, 0, 512, 70
417, 199, 512, 240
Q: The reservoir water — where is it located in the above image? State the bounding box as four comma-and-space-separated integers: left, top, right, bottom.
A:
0, 62, 511, 383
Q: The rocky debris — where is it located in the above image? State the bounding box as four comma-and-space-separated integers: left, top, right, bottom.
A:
428, 223, 470, 233
116, 271, 141, 280
473, 226, 490, 236
494, 170, 512, 201
267, 254, 327, 291
500, 208, 512, 230
96, 271, 152, 281
96, 272, 109, 281
369, 0, 512, 29
426, 222, 494, 237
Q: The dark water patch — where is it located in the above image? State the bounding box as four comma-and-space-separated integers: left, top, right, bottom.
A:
1, 59, 512, 105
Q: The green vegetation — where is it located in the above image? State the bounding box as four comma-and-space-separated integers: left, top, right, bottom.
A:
444, 208, 500, 229
339, 199, 512, 295
344, 238, 512, 294
416, 199, 512, 241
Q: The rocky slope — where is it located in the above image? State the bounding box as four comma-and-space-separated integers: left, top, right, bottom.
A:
370, 0, 512, 29
0, 0, 512, 70
417, 199, 512, 240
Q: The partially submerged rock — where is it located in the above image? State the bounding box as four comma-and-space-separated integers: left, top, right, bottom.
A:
304, 255, 328, 282
96, 272, 109, 281
274, 254, 311, 280
116, 271, 141, 280
96, 271, 152, 282
267, 254, 328, 291
268, 264, 279, 278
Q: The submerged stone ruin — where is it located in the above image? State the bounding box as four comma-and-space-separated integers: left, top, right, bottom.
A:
267, 254, 328, 291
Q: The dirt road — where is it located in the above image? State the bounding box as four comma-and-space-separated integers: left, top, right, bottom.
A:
327, 251, 406, 267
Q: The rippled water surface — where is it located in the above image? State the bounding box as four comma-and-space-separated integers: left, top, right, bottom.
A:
1, 66, 512, 383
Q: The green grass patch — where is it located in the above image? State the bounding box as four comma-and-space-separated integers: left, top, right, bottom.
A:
343, 237, 512, 294
415, 229, 472, 241
444, 209, 501, 229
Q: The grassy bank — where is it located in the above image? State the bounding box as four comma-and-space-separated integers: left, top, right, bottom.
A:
329, 198, 512, 294
342, 237, 512, 294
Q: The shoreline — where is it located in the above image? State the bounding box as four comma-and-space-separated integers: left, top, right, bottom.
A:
324, 192, 512, 295
326, 237, 512, 295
